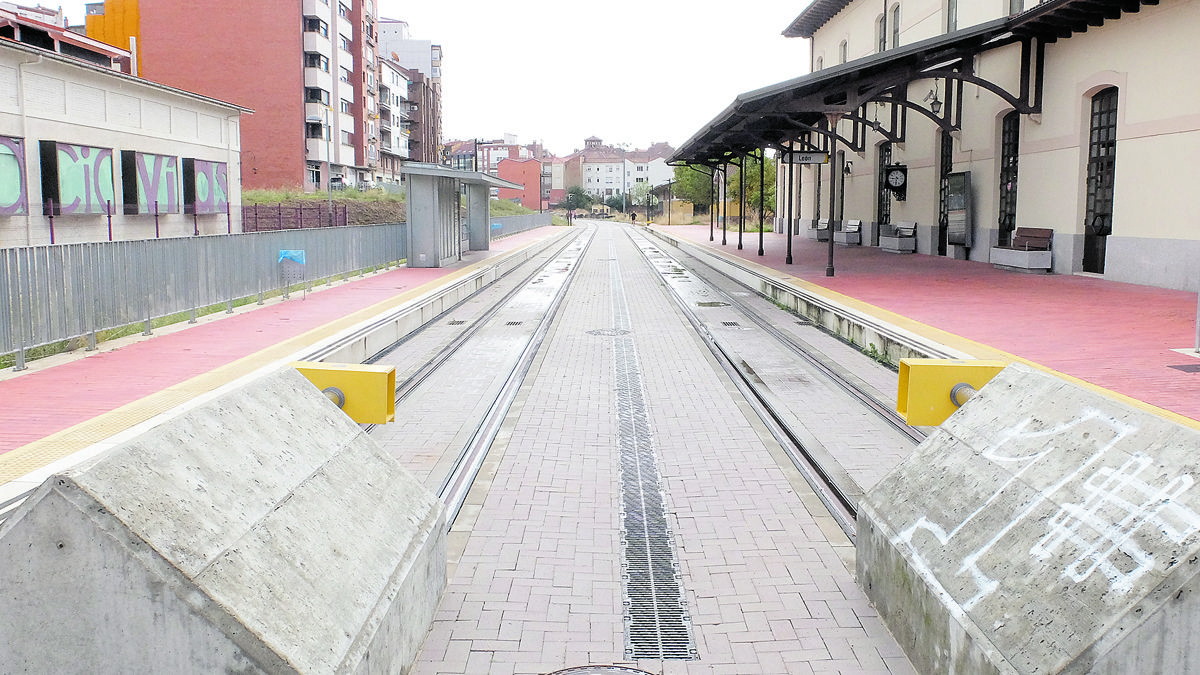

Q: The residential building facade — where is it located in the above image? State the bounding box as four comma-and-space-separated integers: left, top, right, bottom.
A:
83, 0, 383, 192
761, 0, 1200, 291
378, 19, 442, 164
563, 137, 675, 203
376, 58, 411, 185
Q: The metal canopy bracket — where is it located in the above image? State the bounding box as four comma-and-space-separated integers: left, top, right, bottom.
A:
671, 0, 1158, 167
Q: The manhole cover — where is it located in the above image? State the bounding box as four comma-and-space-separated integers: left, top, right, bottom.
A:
587, 328, 631, 337
547, 662, 657, 667
696, 301, 730, 308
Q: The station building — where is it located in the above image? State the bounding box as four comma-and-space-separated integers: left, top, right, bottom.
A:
676, 0, 1199, 292
0, 19, 246, 247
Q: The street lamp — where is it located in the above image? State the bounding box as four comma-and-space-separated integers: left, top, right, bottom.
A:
307, 107, 334, 226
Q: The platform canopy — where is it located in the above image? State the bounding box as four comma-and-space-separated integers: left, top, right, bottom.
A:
671, 0, 1163, 166
397, 162, 522, 190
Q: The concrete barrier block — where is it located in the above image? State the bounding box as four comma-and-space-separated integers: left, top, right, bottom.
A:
0, 368, 445, 673
859, 363, 1200, 674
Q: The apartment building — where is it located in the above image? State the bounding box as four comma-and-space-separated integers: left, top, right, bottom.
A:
378, 19, 442, 164
676, 0, 1200, 291
376, 58, 411, 185
83, 0, 381, 192
564, 137, 675, 202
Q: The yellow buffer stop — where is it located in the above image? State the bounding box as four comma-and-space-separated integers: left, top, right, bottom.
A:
291, 362, 396, 424
897, 359, 1007, 426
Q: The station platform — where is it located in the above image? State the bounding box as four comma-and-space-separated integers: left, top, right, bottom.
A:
1, 220, 1197, 673
665, 223, 1200, 427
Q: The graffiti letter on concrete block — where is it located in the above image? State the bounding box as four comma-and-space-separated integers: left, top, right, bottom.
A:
0, 136, 26, 215
895, 409, 1147, 611
1031, 452, 1200, 594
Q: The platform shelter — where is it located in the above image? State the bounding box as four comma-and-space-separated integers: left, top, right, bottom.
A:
399, 163, 523, 268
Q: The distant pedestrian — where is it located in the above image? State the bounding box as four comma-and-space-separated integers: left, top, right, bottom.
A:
630, 212, 636, 223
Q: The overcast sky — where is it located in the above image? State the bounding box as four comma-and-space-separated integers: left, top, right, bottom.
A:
55, 1, 814, 157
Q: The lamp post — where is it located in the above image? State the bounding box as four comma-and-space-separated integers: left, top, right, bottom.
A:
324, 106, 333, 226
307, 107, 334, 226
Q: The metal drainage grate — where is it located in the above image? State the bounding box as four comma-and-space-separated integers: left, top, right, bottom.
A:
506, 321, 524, 326
696, 301, 730, 308
721, 321, 741, 327
448, 320, 466, 325
609, 251, 697, 662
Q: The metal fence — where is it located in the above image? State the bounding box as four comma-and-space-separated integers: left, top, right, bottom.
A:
491, 213, 552, 238
0, 224, 407, 367
241, 203, 350, 231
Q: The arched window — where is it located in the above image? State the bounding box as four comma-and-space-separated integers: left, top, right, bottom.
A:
998, 111, 1020, 247
839, 40, 848, 64
1084, 87, 1118, 273
891, 5, 901, 47
877, 142, 893, 229
877, 14, 887, 53
815, 56, 823, 71
947, 0, 958, 32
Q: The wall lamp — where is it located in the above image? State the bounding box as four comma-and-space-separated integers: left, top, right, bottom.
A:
843, 161, 854, 175
924, 81, 942, 115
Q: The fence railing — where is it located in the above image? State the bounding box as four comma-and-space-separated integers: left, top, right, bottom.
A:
241, 203, 350, 231
491, 213, 552, 238
1, 224, 407, 368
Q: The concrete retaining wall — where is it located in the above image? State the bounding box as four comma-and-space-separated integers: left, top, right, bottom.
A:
858, 363, 1200, 673
307, 226, 576, 365
0, 368, 445, 673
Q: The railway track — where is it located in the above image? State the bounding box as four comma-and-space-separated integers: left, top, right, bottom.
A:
2, 221, 924, 548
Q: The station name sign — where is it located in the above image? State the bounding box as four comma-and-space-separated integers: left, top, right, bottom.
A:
777, 151, 829, 164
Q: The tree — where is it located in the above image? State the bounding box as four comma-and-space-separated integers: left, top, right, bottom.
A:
605, 195, 625, 212
726, 154, 776, 217
671, 164, 718, 208
630, 182, 658, 208
557, 185, 592, 211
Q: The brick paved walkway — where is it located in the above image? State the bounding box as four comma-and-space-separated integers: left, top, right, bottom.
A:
408, 222, 913, 674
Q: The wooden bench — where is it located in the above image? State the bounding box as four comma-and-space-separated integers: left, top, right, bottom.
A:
834, 219, 862, 246
879, 222, 917, 253
990, 227, 1053, 272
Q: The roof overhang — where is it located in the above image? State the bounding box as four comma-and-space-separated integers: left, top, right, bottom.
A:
677, 0, 1161, 166
398, 162, 523, 190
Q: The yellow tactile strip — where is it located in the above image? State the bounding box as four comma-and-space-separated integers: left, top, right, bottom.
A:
725, 250, 1200, 432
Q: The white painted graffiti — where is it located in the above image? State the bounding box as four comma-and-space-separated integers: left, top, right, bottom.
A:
1031, 452, 1200, 594
892, 408, 1196, 611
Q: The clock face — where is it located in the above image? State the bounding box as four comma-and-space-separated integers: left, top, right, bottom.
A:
887, 169, 906, 187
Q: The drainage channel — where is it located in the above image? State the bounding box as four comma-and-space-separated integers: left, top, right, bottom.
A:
607, 240, 698, 662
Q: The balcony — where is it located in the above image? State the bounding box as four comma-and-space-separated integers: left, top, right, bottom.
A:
303, 32, 330, 54
306, 138, 329, 162
304, 67, 332, 92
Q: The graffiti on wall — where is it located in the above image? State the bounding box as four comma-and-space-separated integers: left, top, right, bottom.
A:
0, 137, 27, 216
183, 158, 228, 215
121, 150, 179, 214
894, 408, 1200, 612
40, 141, 115, 215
